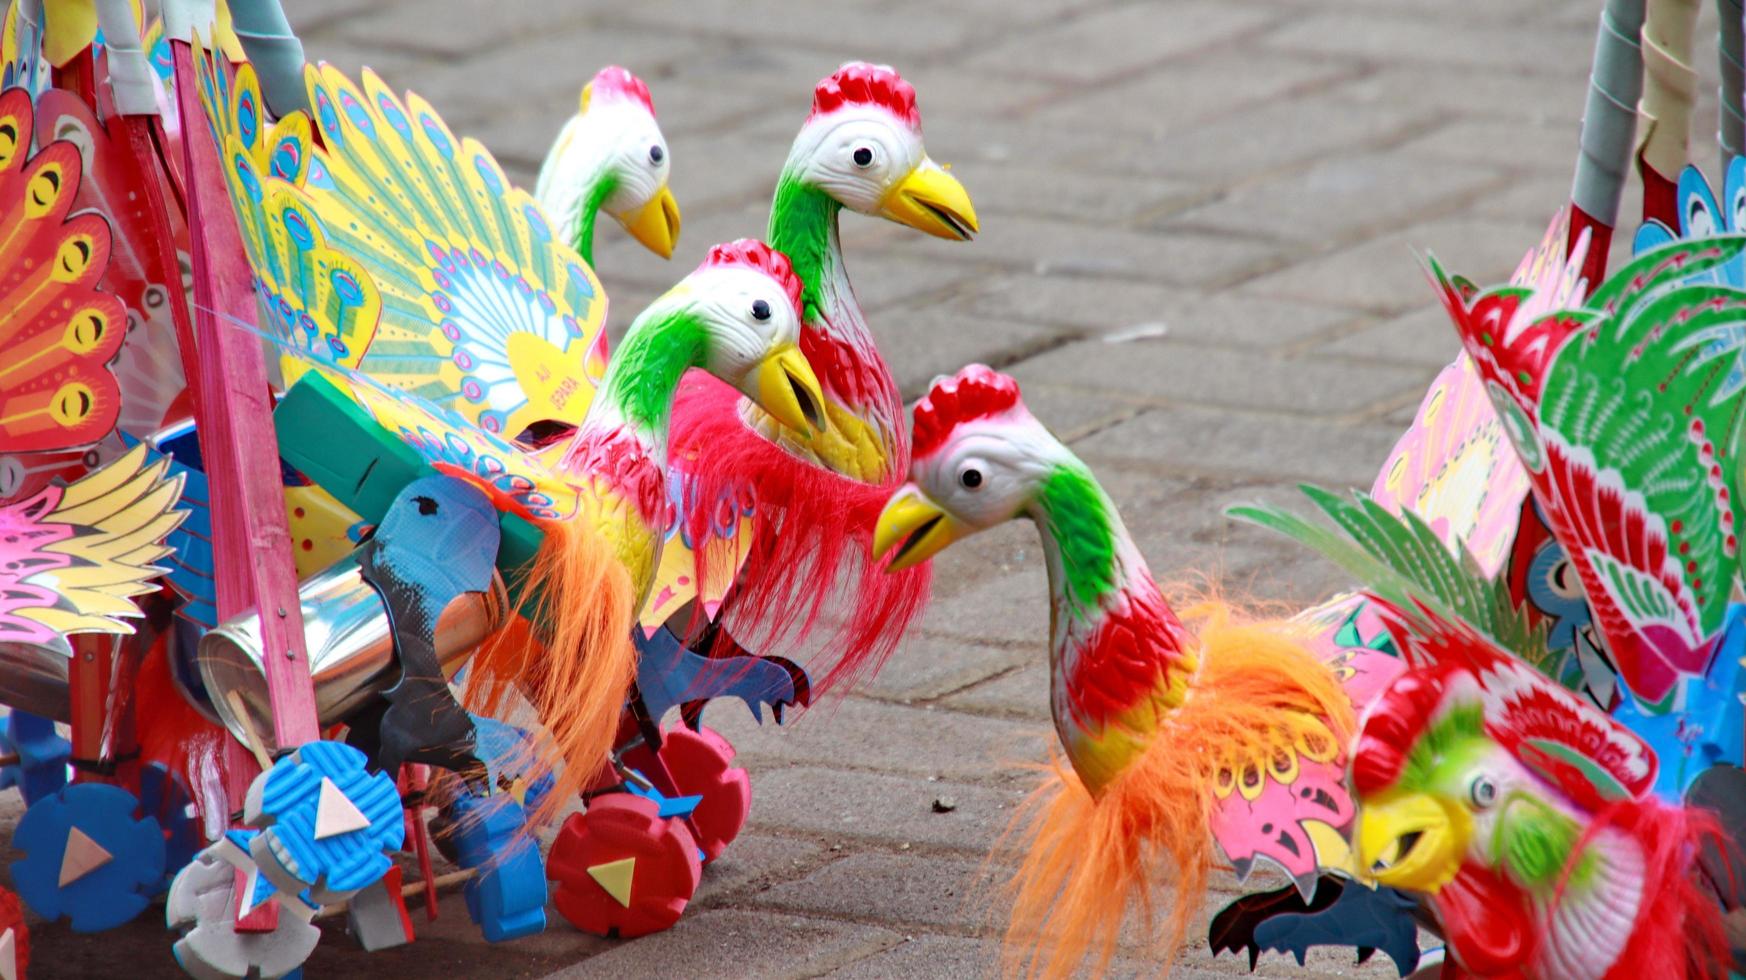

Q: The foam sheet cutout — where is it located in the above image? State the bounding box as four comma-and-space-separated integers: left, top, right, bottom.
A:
0, 445, 183, 647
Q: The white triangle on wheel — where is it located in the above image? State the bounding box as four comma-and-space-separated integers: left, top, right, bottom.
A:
314, 776, 372, 840
0, 926, 17, 980
58, 825, 113, 886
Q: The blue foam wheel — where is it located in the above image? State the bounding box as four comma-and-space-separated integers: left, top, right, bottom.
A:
244, 740, 404, 904
10, 782, 165, 931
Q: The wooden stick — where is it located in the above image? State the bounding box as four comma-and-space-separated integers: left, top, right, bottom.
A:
311, 868, 477, 920
225, 690, 273, 771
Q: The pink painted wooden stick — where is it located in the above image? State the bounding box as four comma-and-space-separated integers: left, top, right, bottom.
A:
169, 40, 320, 750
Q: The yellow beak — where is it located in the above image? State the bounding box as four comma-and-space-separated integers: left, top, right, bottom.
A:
1356, 789, 1470, 894
873, 484, 968, 571
878, 157, 978, 241
751, 343, 826, 436
617, 185, 682, 259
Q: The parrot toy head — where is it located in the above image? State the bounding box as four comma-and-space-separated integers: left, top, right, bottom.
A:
1353, 603, 1727, 978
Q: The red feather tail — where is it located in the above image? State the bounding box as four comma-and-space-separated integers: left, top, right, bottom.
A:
670, 376, 931, 694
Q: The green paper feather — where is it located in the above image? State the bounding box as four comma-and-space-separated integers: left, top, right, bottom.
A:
1229, 487, 1553, 672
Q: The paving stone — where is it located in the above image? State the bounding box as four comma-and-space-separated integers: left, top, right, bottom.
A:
1021, 48, 1352, 140
968, 215, 1285, 287
1340, 65, 1588, 125
849, 252, 986, 317
1012, 381, 1148, 441
1316, 305, 1463, 368
1238, 215, 1553, 312
30, 0, 1634, 975
879, 310, 1068, 401
332, 0, 602, 56
917, 111, 1118, 172
598, 0, 989, 61
823, 934, 1183, 979
1075, 88, 1428, 184
406, 26, 717, 128
917, 549, 1052, 648
859, 629, 1037, 702
1396, 118, 1581, 176
746, 851, 1001, 930
965, 1, 1279, 84
1008, 338, 1428, 415
882, 62, 1057, 120
289, 0, 390, 32
1162, 149, 1509, 246
1067, 402, 1409, 488
961, 164, 1204, 226
825, 932, 1401, 980
545, 910, 901, 979
745, 767, 1030, 854
710, 693, 1053, 781
944, 275, 1363, 348
298, 34, 425, 80
1467, 169, 1580, 223
693, 831, 828, 904
1262, 12, 1594, 76
940, 662, 1052, 722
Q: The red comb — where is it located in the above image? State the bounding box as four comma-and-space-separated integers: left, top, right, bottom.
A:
589, 65, 655, 113
1351, 670, 1450, 795
700, 239, 805, 318
809, 61, 920, 130
912, 364, 1023, 459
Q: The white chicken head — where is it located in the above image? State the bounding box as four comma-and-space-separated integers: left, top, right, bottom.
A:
783, 62, 977, 241
536, 65, 681, 261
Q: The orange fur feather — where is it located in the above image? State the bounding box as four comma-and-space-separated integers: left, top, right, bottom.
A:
1003, 604, 1354, 978
463, 518, 637, 828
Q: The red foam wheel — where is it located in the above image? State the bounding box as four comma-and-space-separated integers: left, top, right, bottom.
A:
548, 793, 701, 938
0, 886, 27, 978
622, 725, 751, 862
660, 727, 751, 862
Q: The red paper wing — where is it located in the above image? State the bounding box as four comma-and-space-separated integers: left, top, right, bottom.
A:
0, 88, 126, 455
1537, 432, 1708, 703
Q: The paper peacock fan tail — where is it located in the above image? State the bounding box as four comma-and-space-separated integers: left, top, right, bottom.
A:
194, 51, 382, 382
0, 86, 128, 457
298, 63, 609, 440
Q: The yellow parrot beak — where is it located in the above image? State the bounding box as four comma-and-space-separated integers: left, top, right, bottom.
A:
617, 185, 682, 259
877, 157, 978, 241
751, 343, 826, 436
873, 485, 968, 571
1357, 789, 1470, 894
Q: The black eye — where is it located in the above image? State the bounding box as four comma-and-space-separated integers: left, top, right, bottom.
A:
1470, 776, 1497, 809
852, 146, 874, 167
751, 299, 771, 321
959, 468, 983, 490
649, 144, 664, 165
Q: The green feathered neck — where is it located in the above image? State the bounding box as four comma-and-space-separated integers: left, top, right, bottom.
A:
767, 173, 838, 323
572, 172, 619, 268
596, 304, 707, 435
1034, 461, 1123, 621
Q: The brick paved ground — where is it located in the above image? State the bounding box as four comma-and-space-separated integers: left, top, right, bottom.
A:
18, 0, 1729, 975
